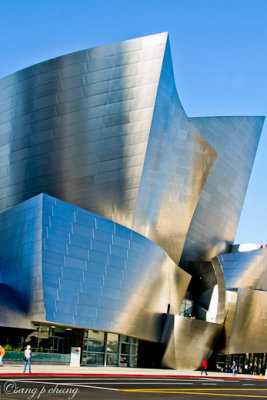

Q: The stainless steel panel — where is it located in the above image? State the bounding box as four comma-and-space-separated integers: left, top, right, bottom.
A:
218, 247, 267, 290
0, 284, 33, 329
216, 249, 267, 354
188, 257, 226, 324
0, 33, 217, 266
113, 254, 191, 341
219, 288, 267, 354
181, 116, 264, 266
0, 33, 167, 229
133, 39, 217, 264
161, 314, 222, 369
0, 193, 191, 343
0, 32, 265, 364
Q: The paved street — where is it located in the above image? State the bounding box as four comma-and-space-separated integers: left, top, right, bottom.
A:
0, 375, 267, 400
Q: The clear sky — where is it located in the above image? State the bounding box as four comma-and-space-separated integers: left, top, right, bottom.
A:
0, 0, 266, 245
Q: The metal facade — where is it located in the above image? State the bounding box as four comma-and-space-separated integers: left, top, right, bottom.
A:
0, 33, 265, 368
181, 116, 264, 267
0, 33, 217, 265
161, 315, 222, 369
0, 193, 191, 344
217, 248, 267, 354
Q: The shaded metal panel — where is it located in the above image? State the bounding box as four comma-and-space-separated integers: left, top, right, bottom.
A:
161, 314, 222, 369
216, 250, 267, 354
40, 194, 191, 342
0, 193, 191, 340
211, 258, 226, 324
0, 195, 45, 322
113, 254, 191, 341
218, 247, 267, 290
133, 39, 217, 264
219, 288, 267, 354
188, 258, 226, 324
181, 116, 264, 266
0, 284, 33, 329
218, 290, 238, 353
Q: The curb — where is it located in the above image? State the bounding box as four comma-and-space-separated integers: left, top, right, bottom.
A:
0, 373, 261, 380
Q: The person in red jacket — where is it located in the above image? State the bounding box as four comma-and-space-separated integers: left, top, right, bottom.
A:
201, 359, 208, 375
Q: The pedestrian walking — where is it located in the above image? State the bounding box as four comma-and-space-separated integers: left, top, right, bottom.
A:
23, 345, 31, 373
231, 360, 237, 376
0, 345, 5, 367
201, 359, 208, 375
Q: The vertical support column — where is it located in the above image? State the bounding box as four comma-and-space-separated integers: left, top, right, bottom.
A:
118, 335, 121, 367
129, 337, 133, 367
103, 332, 107, 367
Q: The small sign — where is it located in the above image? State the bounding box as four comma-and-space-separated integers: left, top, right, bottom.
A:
70, 347, 81, 367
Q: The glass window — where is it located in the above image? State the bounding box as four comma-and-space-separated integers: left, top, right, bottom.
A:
94, 340, 105, 353
130, 356, 137, 367
86, 339, 95, 352
131, 344, 138, 356
106, 352, 118, 365
120, 335, 130, 343
120, 355, 129, 366
84, 339, 105, 353
82, 331, 138, 367
88, 330, 105, 341
54, 327, 65, 334
121, 343, 129, 355
86, 353, 104, 365
107, 333, 118, 353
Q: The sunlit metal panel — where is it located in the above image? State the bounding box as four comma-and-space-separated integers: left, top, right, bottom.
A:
219, 288, 267, 354
0, 33, 217, 265
161, 314, 222, 369
218, 247, 267, 290
181, 116, 264, 266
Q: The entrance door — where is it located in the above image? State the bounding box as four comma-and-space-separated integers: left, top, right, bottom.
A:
53, 336, 69, 353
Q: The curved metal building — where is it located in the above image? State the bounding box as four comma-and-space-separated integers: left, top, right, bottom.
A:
0, 33, 265, 369
216, 248, 267, 354
0, 32, 217, 265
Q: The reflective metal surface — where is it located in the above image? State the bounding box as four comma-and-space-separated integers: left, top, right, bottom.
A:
0, 284, 33, 329
219, 288, 267, 354
188, 257, 226, 324
132, 39, 217, 264
181, 116, 264, 267
0, 195, 44, 321
218, 247, 267, 290
0, 193, 191, 342
216, 248, 267, 354
0, 33, 216, 265
0, 33, 167, 223
0, 33, 265, 367
161, 314, 222, 369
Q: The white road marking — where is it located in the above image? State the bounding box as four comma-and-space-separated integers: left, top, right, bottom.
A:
0, 378, 194, 386
201, 383, 218, 385
0, 379, 120, 391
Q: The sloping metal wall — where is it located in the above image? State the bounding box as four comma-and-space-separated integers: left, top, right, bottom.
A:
217, 249, 267, 354
181, 116, 264, 266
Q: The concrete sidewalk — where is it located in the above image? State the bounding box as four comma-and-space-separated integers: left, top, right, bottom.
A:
0, 364, 264, 379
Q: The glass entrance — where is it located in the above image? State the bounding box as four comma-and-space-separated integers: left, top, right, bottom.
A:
82, 329, 139, 367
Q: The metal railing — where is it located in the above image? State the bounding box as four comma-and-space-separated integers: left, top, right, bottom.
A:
4, 351, 70, 363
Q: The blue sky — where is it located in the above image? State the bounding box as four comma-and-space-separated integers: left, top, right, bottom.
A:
0, 0, 266, 245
